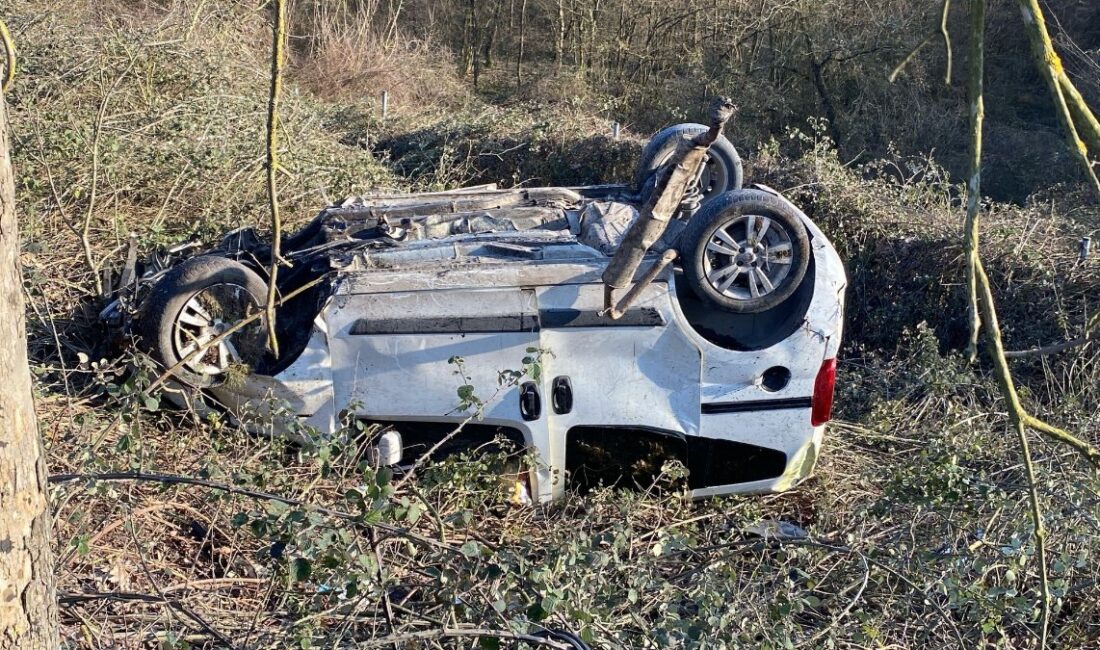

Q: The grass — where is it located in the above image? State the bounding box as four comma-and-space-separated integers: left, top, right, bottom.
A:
5, 0, 1100, 647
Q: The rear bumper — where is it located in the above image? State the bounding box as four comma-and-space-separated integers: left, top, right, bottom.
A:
688, 423, 824, 499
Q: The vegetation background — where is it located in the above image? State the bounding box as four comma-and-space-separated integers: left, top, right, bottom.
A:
2, 0, 1099, 647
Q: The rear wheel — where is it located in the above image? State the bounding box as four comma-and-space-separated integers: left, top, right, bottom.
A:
635, 123, 742, 204
140, 256, 269, 387
679, 190, 810, 313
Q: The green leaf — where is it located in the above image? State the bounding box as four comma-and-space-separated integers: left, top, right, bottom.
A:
291, 557, 312, 582
459, 541, 481, 558
526, 601, 548, 622
478, 638, 501, 650
541, 594, 560, 615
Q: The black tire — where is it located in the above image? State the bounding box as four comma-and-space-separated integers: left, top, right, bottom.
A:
634, 123, 743, 203
680, 189, 810, 314
140, 256, 269, 387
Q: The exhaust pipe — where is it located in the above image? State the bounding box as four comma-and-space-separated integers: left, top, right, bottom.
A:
602, 97, 736, 312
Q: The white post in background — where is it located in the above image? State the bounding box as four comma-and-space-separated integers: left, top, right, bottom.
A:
611, 121, 620, 140
381, 90, 389, 120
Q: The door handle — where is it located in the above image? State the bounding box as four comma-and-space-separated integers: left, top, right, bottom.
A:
520, 381, 541, 421
551, 376, 573, 414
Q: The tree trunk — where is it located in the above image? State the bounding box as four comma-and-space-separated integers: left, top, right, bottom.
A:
0, 92, 59, 648
555, 0, 565, 71
516, 0, 527, 86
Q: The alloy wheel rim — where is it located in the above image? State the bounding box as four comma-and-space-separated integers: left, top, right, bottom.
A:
702, 213, 794, 300
172, 283, 264, 377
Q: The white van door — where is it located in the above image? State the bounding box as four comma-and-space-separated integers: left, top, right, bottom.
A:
536, 279, 702, 496
324, 286, 557, 499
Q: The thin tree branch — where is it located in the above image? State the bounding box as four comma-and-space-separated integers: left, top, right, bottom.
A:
963, 0, 985, 363
889, 0, 951, 85
143, 274, 326, 394
1016, 0, 1100, 197
0, 17, 14, 93
264, 0, 289, 357
974, 259, 1051, 647
939, 0, 952, 85
1004, 330, 1096, 358
355, 627, 570, 649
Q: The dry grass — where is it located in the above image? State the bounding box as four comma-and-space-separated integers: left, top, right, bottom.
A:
291, 13, 467, 112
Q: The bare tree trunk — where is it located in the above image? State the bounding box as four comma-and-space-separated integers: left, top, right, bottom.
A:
0, 89, 59, 649
556, 0, 565, 71
516, 0, 527, 86
459, 0, 474, 77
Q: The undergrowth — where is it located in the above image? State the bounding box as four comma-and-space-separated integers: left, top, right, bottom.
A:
4, 0, 1099, 648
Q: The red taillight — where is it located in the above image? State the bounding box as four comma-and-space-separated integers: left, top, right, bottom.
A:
811, 358, 837, 426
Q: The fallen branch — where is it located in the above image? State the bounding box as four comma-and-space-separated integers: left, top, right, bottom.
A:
355, 627, 570, 649
1005, 313, 1099, 358
47, 471, 457, 555
59, 591, 236, 648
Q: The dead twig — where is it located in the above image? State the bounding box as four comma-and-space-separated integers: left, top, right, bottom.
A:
58, 591, 236, 648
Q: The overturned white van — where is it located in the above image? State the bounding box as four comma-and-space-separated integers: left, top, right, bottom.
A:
102, 100, 846, 503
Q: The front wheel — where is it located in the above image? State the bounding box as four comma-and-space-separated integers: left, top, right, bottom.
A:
140, 256, 269, 387
679, 190, 811, 313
